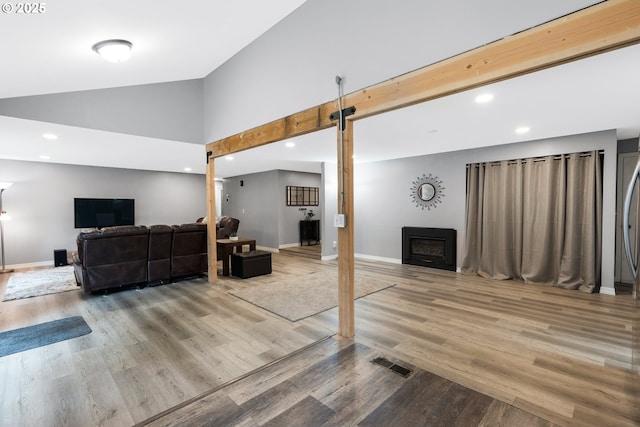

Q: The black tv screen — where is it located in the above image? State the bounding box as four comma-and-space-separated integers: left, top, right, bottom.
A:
74, 198, 135, 228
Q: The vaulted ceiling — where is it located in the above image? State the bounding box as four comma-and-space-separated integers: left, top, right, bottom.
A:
0, 1, 638, 178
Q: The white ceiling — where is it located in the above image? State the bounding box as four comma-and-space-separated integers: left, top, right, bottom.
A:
0, 0, 307, 99
0, 1, 639, 179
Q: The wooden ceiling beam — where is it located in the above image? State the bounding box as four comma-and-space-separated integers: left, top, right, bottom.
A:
206, 0, 640, 157
344, 0, 640, 121
208, 103, 338, 158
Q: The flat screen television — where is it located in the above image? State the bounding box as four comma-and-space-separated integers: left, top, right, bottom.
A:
74, 198, 135, 229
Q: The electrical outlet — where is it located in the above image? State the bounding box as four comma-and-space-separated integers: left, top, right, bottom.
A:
332, 241, 337, 249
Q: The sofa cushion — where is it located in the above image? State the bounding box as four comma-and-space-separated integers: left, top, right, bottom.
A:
147, 225, 173, 285
171, 223, 207, 279
78, 225, 148, 240
75, 227, 149, 292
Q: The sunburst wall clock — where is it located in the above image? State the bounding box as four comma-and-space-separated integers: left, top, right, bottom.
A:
410, 173, 445, 210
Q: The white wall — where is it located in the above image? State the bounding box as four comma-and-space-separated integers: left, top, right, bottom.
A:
203, 0, 599, 144
0, 159, 205, 267
322, 162, 338, 259
322, 130, 617, 293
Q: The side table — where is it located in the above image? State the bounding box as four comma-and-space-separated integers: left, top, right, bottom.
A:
217, 238, 257, 276
299, 220, 320, 246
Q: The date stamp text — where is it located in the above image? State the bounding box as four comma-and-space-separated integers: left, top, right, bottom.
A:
2, 3, 46, 13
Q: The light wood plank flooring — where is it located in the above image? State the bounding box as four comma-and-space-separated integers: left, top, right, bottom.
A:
0, 253, 638, 426
136, 339, 554, 427
139, 338, 559, 427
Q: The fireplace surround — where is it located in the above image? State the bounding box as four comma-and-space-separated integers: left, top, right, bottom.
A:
402, 227, 456, 271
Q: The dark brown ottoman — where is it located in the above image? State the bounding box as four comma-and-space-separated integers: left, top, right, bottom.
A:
231, 250, 272, 279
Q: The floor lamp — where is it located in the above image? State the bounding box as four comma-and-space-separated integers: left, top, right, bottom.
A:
0, 182, 13, 274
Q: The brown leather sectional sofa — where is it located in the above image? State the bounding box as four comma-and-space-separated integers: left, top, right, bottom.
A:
73, 223, 208, 294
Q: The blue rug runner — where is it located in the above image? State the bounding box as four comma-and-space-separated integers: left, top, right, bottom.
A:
0, 316, 91, 357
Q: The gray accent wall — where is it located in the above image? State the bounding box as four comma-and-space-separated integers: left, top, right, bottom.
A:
278, 171, 322, 246
322, 130, 617, 293
222, 171, 280, 249
0, 79, 204, 144
0, 159, 205, 267
222, 170, 321, 249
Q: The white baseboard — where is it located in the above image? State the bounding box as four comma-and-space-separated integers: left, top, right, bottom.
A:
354, 253, 402, 264
278, 243, 300, 249
320, 253, 402, 264
599, 286, 616, 296
6, 260, 56, 270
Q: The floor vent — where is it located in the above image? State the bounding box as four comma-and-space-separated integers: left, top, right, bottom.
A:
371, 357, 412, 378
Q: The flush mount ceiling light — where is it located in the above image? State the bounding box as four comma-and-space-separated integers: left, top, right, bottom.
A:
285, 142, 295, 148
92, 39, 133, 63
42, 133, 58, 140
515, 126, 530, 134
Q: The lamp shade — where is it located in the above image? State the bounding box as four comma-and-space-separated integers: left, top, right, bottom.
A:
92, 39, 133, 63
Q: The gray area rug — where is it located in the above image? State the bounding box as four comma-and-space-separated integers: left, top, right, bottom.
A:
230, 272, 395, 321
3, 266, 78, 301
0, 316, 92, 357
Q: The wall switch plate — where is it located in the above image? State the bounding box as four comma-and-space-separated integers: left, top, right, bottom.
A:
334, 214, 346, 228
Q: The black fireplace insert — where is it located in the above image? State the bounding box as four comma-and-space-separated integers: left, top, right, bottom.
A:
402, 227, 456, 271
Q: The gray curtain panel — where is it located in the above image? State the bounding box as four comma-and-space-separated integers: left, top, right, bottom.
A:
462, 151, 602, 293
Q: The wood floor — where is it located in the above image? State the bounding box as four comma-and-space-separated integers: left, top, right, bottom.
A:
0, 252, 638, 426
139, 338, 559, 427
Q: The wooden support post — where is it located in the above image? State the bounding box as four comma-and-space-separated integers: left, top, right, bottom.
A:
337, 120, 355, 338
206, 154, 218, 283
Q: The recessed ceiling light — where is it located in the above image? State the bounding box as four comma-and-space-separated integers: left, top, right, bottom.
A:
92, 39, 133, 63
225, 156, 234, 161
42, 133, 58, 140
285, 142, 295, 148
39, 155, 50, 160
475, 93, 494, 103
515, 126, 530, 134
184, 167, 192, 172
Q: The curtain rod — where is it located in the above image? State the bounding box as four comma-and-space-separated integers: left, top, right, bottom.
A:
466, 150, 605, 168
